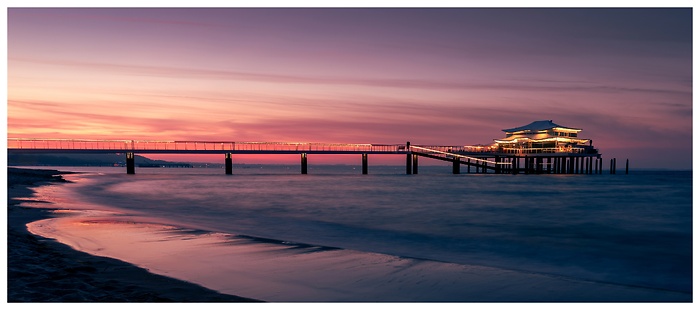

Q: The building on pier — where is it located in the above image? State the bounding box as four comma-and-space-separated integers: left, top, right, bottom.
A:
493, 120, 597, 155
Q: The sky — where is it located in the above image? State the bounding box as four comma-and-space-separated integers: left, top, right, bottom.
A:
6, 6, 694, 168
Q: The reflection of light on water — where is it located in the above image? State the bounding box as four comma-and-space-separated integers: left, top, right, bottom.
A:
22, 168, 693, 300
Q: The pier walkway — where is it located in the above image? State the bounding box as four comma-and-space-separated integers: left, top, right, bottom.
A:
8, 138, 610, 175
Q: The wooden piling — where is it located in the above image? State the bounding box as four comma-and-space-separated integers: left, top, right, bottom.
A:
406, 142, 412, 175
126, 152, 135, 175
594, 158, 598, 174
579, 157, 583, 174
585, 157, 589, 174
413, 154, 418, 174
495, 156, 501, 174
362, 153, 368, 175
569, 157, 575, 174
625, 159, 629, 175
452, 156, 460, 174
523, 156, 528, 174
301, 153, 308, 174
225, 153, 232, 175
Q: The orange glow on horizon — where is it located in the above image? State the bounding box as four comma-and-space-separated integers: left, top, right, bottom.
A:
6, 8, 692, 168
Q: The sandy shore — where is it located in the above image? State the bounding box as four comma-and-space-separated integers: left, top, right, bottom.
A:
6, 167, 258, 302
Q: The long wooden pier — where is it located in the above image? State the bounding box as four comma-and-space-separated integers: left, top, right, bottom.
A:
7, 138, 612, 175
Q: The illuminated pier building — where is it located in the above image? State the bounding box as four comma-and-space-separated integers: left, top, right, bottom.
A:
493, 120, 597, 155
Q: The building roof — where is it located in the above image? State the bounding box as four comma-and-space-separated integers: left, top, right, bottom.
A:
494, 135, 589, 144
502, 120, 581, 133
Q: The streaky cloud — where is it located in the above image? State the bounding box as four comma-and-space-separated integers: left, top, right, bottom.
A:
11, 57, 690, 96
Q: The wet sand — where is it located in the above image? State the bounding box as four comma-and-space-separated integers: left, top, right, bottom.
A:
7, 167, 258, 302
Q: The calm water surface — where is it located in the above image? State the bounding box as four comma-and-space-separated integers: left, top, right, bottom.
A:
25, 166, 693, 293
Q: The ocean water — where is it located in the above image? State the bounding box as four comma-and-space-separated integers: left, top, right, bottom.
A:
21, 165, 693, 298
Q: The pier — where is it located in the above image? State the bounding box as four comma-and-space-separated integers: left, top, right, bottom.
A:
7, 138, 616, 175
8, 119, 621, 175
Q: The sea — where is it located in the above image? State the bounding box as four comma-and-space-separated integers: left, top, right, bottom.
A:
17, 165, 693, 301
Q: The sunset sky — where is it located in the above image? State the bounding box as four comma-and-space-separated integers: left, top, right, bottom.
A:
6, 7, 693, 168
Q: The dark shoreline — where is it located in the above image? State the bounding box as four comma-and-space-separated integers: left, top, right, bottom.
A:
7, 167, 259, 302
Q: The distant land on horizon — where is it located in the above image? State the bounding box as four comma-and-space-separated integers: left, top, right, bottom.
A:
7, 153, 401, 169
8, 153, 197, 168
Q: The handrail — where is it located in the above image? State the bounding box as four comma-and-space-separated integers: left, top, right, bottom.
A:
8, 138, 595, 156
7, 138, 405, 153
410, 145, 510, 165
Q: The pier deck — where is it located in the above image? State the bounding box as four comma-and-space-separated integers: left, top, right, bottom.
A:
8, 138, 608, 175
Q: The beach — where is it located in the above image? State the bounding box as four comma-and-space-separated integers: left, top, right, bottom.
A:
5, 166, 692, 302
7, 167, 257, 302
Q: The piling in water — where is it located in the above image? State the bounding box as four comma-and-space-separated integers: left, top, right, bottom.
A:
225, 153, 232, 175
126, 152, 135, 174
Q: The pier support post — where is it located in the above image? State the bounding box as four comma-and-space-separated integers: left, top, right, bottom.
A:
406, 142, 412, 175
467, 159, 471, 173
225, 153, 233, 175
577, 157, 581, 174
561, 157, 566, 174
610, 158, 615, 174
126, 152, 135, 174
610, 158, 613, 174
625, 159, 629, 175
301, 153, 308, 174
413, 154, 419, 174
362, 153, 368, 175
453, 156, 460, 174
569, 157, 575, 174
510, 157, 516, 174
524, 156, 529, 175
495, 156, 500, 174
